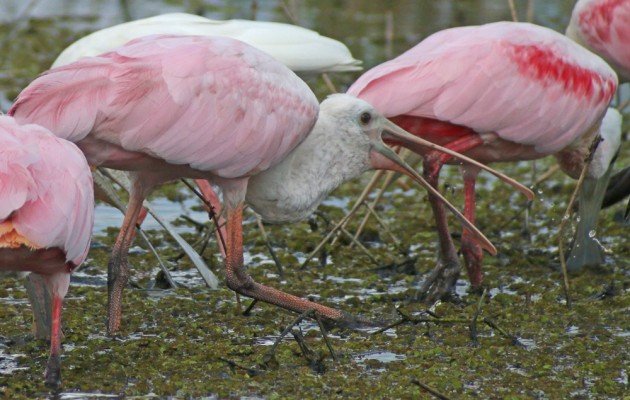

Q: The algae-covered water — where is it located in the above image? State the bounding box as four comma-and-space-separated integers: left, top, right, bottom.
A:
0, 1, 628, 399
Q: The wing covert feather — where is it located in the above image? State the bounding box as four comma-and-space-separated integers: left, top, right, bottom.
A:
11, 35, 319, 179
348, 22, 617, 154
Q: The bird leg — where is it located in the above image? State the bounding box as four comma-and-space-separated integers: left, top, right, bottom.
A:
194, 179, 227, 257
107, 182, 147, 335
416, 160, 461, 302
222, 196, 362, 327
24, 273, 53, 340
460, 166, 484, 288
414, 135, 485, 302
43, 272, 70, 389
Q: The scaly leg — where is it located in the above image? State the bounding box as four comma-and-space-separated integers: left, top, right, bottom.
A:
43, 272, 70, 388
416, 160, 462, 302
461, 166, 484, 287
195, 179, 226, 257
221, 181, 362, 327
416, 135, 484, 301
107, 180, 148, 335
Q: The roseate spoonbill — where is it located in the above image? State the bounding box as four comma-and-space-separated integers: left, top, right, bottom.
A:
10, 35, 524, 333
566, 0, 630, 81
348, 22, 618, 299
0, 116, 94, 387
565, 0, 629, 269
52, 13, 362, 73
50, 11, 363, 270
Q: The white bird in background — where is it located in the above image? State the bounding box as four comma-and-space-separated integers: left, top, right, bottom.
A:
52, 13, 362, 73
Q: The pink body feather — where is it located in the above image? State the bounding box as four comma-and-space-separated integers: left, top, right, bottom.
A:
348, 22, 617, 156
10, 35, 319, 179
567, 0, 630, 81
0, 116, 94, 266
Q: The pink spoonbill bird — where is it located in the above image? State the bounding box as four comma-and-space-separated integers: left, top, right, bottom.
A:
50, 12, 364, 263
348, 21, 618, 300
0, 116, 94, 387
566, 0, 630, 82
10, 34, 523, 333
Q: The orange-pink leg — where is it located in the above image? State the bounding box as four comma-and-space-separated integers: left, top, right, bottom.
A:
42, 272, 70, 388
461, 166, 483, 288
45, 292, 63, 387
417, 134, 484, 301
223, 202, 360, 326
107, 184, 147, 335
195, 179, 227, 257
417, 160, 462, 301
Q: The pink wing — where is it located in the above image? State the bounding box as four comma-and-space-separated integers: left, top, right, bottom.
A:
0, 121, 40, 220
0, 116, 94, 266
10, 35, 319, 179
568, 0, 630, 81
348, 22, 617, 154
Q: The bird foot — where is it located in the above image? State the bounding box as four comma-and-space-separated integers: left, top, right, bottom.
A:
44, 353, 61, 389
413, 259, 461, 303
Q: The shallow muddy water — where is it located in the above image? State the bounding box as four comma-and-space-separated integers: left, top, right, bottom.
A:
0, 0, 629, 399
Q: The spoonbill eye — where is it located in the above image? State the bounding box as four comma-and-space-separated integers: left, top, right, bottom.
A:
360, 112, 372, 125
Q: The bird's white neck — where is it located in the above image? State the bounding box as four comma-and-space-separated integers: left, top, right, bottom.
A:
246, 112, 369, 224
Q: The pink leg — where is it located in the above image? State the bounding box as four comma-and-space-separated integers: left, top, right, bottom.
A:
195, 179, 227, 257
461, 166, 484, 288
417, 135, 484, 301
107, 182, 148, 335
417, 160, 462, 301
43, 272, 69, 388
223, 201, 361, 326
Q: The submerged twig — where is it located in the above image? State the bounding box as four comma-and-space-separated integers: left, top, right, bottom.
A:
101, 169, 219, 288
469, 289, 487, 345
372, 307, 468, 335
507, 0, 519, 22
262, 309, 316, 367
136, 229, 178, 289
299, 200, 368, 268
180, 179, 227, 253
256, 216, 284, 277
482, 317, 522, 346
218, 357, 261, 376
526, 0, 535, 23
280, 0, 299, 25
93, 169, 177, 288
242, 299, 259, 316
411, 379, 452, 400
532, 164, 560, 187
322, 73, 338, 93
315, 313, 338, 362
